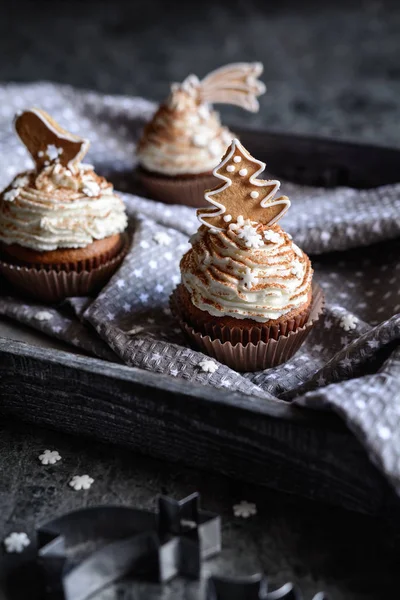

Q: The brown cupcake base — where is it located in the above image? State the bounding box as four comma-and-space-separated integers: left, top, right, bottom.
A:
170, 283, 324, 372
0, 234, 123, 272
174, 283, 312, 344
138, 167, 216, 207
0, 234, 130, 303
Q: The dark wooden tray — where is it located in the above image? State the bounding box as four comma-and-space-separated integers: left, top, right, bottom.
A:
1, 128, 399, 516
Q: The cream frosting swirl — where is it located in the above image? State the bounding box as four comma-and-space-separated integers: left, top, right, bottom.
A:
180, 222, 313, 322
0, 164, 127, 251
138, 98, 234, 176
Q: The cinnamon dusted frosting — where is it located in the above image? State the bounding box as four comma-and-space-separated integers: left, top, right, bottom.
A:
181, 222, 313, 322
137, 63, 265, 176
0, 164, 127, 252
138, 90, 234, 176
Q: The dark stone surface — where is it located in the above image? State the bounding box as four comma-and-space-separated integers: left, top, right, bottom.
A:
0, 1, 400, 597
0, 418, 399, 600
0, 0, 400, 146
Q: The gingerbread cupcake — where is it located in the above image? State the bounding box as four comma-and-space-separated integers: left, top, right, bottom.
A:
137, 63, 265, 207
0, 109, 128, 302
171, 139, 324, 371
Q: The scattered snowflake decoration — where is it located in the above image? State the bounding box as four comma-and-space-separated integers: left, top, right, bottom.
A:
4, 188, 20, 202
199, 359, 219, 374
116, 279, 125, 289
39, 449, 61, 465
82, 181, 100, 197
140, 240, 150, 249
69, 475, 94, 491
324, 318, 333, 329
233, 219, 264, 249
4, 532, 30, 554
12, 175, 29, 188
264, 229, 281, 244
233, 501, 257, 519
153, 231, 172, 246
340, 314, 358, 331
241, 267, 259, 290
46, 144, 63, 161
291, 261, 303, 278
34, 310, 53, 321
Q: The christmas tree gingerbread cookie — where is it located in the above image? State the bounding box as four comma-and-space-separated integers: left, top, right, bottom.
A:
171, 139, 324, 371
137, 62, 266, 207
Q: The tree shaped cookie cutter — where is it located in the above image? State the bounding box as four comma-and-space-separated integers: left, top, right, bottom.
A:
14, 108, 90, 171
197, 138, 290, 231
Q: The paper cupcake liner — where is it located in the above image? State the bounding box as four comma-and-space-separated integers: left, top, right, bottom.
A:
0, 235, 130, 303
138, 168, 216, 207
171, 283, 325, 372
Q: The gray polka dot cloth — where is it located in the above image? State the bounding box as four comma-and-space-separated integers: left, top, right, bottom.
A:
0, 84, 399, 492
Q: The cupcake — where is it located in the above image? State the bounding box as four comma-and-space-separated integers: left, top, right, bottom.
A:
0, 109, 128, 302
137, 62, 266, 207
171, 139, 324, 371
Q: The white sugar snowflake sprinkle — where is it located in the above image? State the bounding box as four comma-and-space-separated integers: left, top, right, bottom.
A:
237, 224, 264, 249
34, 310, 53, 321
139, 293, 149, 303
140, 240, 150, 249
3, 188, 20, 202
116, 279, 125, 289
69, 475, 94, 491
4, 532, 30, 554
233, 501, 257, 519
153, 231, 172, 246
82, 181, 100, 197
39, 450, 61, 465
264, 229, 281, 244
46, 144, 62, 161
340, 314, 358, 331
199, 359, 218, 373
242, 268, 259, 290
12, 175, 29, 188
291, 262, 303, 278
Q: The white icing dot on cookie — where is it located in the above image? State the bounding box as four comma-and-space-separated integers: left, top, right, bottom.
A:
233, 156, 242, 163
223, 214, 232, 222
239, 168, 248, 176
250, 191, 259, 199
226, 165, 235, 173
